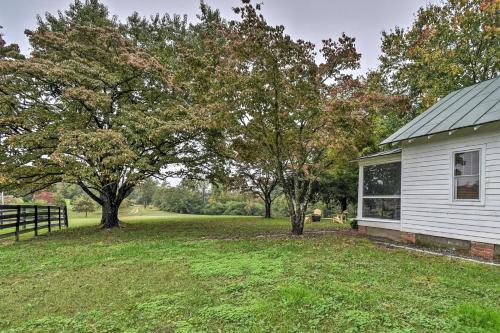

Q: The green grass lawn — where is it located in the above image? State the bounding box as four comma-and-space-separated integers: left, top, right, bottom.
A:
0, 205, 177, 237
67, 205, 181, 228
0, 214, 499, 333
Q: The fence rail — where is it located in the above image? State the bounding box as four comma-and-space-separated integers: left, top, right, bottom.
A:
0, 205, 68, 241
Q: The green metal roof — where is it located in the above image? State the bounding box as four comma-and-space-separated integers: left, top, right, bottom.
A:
381, 76, 500, 145
356, 148, 401, 161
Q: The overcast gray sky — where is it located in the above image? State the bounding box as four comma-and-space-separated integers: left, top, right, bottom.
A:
1, 0, 434, 74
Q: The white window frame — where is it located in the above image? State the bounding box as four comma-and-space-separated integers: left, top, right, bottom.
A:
358, 157, 402, 222
449, 145, 486, 206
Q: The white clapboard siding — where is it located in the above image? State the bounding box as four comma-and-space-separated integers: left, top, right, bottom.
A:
359, 220, 401, 231
401, 123, 500, 245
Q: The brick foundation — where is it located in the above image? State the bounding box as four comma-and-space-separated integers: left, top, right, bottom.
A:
401, 232, 416, 244
358, 225, 497, 260
471, 242, 495, 260
416, 234, 470, 254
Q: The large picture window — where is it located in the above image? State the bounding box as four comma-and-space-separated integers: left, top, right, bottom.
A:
454, 150, 480, 200
362, 162, 401, 220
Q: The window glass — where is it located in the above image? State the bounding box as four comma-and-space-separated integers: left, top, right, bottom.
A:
363, 162, 401, 196
455, 176, 480, 199
454, 150, 480, 200
362, 198, 401, 220
455, 151, 479, 176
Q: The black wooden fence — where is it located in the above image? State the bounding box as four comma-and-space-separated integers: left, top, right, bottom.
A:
0, 205, 68, 241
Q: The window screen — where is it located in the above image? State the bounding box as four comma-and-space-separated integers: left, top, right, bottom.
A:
454, 151, 480, 200
362, 161, 401, 220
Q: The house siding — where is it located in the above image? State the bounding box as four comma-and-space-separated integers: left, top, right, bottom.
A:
401, 123, 500, 245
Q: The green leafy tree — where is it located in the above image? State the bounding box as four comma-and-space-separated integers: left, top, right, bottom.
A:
0, 1, 202, 228
230, 156, 280, 218
0, 27, 23, 60
179, 179, 210, 198
120, 198, 132, 210
379, 0, 499, 113
154, 186, 205, 214
55, 183, 84, 201
227, 129, 280, 218
133, 178, 158, 208
73, 195, 97, 217
123, 3, 231, 184
53, 193, 67, 207
0, 28, 24, 177
312, 163, 358, 213
215, 3, 367, 234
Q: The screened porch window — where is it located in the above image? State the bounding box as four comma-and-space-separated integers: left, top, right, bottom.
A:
362, 162, 401, 220
454, 150, 480, 200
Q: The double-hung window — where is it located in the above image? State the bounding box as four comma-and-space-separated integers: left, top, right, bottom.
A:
453, 150, 480, 201
362, 161, 401, 220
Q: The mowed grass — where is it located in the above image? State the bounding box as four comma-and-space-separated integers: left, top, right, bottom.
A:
67, 205, 181, 228
0, 215, 499, 333
0, 205, 178, 237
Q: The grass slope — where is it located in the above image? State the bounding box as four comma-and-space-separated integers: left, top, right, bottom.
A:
0, 215, 499, 332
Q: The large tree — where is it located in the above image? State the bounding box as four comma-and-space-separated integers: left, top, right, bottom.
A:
125, 3, 233, 182
313, 164, 358, 213
0, 29, 24, 182
215, 3, 367, 234
379, 0, 499, 113
0, 1, 202, 228
229, 145, 280, 219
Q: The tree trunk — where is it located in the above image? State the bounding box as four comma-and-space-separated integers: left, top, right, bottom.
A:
101, 199, 120, 228
264, 195, 272, 219
290, 210, 305, 235
340, 197, 348, 212
85, 211, 88, 218
288, 198, 306, 235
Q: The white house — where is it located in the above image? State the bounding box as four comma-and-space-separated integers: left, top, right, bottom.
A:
356, 77, 500, 260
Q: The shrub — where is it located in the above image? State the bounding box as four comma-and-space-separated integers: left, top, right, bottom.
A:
223, 201, 247, 215
201, 202, 226, 215
156, 187, 204, 214
245, 202, 264, 216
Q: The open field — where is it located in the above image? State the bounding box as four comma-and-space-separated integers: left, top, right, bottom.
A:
67, 205, 181, 228
0, 215, 499, 332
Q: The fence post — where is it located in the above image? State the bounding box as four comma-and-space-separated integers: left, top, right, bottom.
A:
47, 206, 51, 234
15, 205, 20, 241
22, 206, 26, 230
34, 206, 38, 236
58, 206, 62, 230
64, 206, 68, 227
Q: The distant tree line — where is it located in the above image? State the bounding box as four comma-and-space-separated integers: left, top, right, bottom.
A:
130, 178, 356, 218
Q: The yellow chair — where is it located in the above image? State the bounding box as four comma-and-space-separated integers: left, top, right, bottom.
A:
334, 211, 347, 224
312, 209, 321, 222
